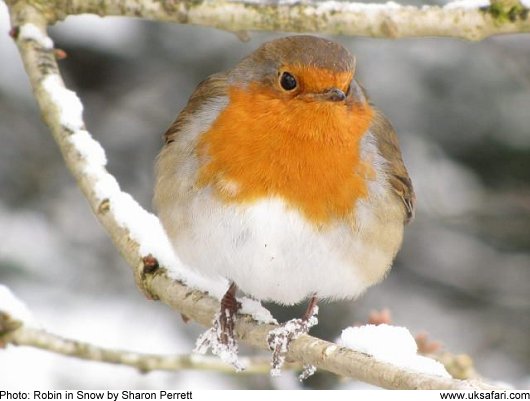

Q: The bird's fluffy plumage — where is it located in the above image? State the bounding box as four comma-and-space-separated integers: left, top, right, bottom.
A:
154, 35, 414, 304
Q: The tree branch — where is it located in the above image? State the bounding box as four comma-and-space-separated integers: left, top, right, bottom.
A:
5, 0, 530, 41
0, 307, 297, 374
5, 0, 505, 390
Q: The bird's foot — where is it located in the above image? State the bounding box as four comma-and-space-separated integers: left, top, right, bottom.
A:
194, 283, 244, 371
267, 296, 319, 379
194, 311, 244, 371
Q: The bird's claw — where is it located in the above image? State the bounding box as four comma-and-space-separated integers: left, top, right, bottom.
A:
299, 364, 317, 381
194, 311, 244, 371
267, 305, 319, 377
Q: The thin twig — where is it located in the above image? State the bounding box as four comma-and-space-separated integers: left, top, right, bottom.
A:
0, 313, 297, 374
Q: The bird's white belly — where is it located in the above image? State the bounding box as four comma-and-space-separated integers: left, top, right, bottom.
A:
169, 192, 397, 305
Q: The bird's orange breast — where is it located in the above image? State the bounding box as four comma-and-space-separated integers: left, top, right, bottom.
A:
196, 83, 374, 225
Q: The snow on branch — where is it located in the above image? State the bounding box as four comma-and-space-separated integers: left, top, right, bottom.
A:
5, 0, 505, 390
5, 0, 530, 41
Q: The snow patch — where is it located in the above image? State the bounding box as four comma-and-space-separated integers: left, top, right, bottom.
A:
0, 285, 37, 327
341, 324, 450, 378
69, 130, 107, 167
240, 298, 276, 324
18, 23, 54, 49
42, 75, 84, 131
444, 0, 490, 10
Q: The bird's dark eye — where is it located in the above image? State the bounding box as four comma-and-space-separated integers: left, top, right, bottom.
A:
280, 72, 297, 91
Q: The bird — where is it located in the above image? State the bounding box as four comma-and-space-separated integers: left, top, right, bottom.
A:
154, 35, 415, 371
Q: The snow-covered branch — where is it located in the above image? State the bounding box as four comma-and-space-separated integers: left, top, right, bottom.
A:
5, 0, 505, 390
6, 0, 530, 40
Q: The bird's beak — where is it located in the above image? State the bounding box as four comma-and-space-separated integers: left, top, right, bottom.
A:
299, 80, 366, 104
302, 88, 346, 103
323, 88, 346, 102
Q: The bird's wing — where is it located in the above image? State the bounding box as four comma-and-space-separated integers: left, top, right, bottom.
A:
370, 110, 416, 224
154, 72, 228, 218
163, 72, 228, 145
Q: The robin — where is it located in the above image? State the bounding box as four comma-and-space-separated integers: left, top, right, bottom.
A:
154, 35, 415, 371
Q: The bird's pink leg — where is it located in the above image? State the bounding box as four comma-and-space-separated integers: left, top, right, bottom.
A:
219, 282, 241, 345
194, 282, 243, 370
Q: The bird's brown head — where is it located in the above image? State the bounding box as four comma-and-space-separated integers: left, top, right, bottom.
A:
229, 35, 368, 111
